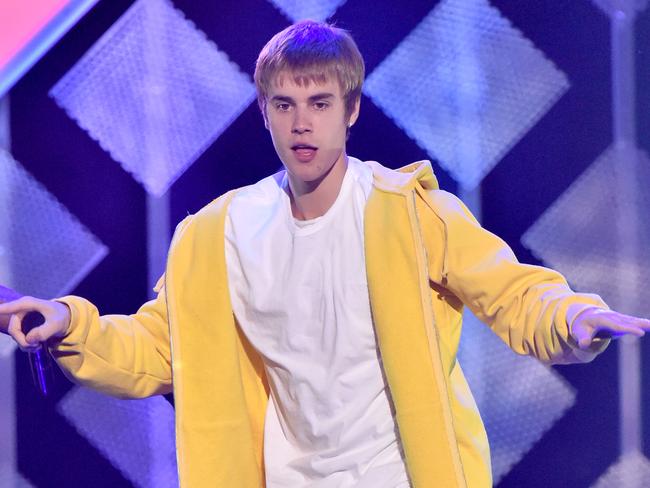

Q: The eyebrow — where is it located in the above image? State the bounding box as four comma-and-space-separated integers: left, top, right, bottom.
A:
269, 92, 336, 104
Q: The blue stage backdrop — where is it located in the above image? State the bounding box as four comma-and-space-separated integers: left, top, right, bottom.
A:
3, 0, 650, 486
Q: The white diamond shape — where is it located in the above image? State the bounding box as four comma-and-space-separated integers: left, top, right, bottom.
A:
58, 387, 178, 488
364, 0, 569, 189
0, 150, 108, 299
522, 146, 650, 318
458, 311, 576, 483
591, 451, 650, 487
50, 0, 256, 196
266, 0, 348, 22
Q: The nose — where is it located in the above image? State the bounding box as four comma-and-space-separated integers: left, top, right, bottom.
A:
291, 107, 312, 134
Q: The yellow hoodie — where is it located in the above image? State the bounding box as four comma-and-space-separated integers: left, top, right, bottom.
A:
52, 160, 608, 487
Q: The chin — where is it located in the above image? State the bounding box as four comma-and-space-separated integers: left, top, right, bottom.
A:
283, 163, 325, 184
291, 168, 323, 183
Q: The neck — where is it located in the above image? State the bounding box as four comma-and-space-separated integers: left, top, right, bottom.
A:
287, 153, 349, 220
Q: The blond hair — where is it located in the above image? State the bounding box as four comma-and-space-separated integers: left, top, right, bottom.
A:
254, 20, 365, 118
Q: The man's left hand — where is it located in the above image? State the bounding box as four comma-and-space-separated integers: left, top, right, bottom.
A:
572, 308, 650, 349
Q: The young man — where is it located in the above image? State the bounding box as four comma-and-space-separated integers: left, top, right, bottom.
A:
1, 20, 649, 488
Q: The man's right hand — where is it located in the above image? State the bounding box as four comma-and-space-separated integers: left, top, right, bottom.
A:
0, 286, 71, 352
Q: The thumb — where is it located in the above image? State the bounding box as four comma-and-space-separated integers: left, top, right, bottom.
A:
573, 323, 596, 349
25, 327, 44, 345
25, 321, 61, 345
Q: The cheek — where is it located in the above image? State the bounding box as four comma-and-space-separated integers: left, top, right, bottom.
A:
269, 132, 286, 154
267, 121, 287, 145
323, 121, 348, 147
266, 112, 285, 131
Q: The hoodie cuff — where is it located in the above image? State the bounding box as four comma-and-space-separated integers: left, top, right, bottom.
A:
48, 296, 91, 350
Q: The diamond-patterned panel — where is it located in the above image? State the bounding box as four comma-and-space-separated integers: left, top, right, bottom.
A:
522, 146, 650, 319
458, 311, 576, 483
0, 150, 108, 300
591, 451, 650, 487
364, 0, 569, 189
58, 387, 178, 488
50, 0, 256, 196
266, 0, 347, 22
0, 463, 34, 488
0, 336, 15, 360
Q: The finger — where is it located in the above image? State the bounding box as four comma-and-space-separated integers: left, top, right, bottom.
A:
622, 315, 650, 330
0, 296, 41, 315
593, 320, 646, 339
6, 314, 38, 352
0, 312, 10, 333
607, 328, 645, 339
616, 326, 645, 338
597, 310, 650, 329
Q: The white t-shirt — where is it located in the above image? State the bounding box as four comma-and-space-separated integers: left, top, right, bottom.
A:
225, 158, 411, 487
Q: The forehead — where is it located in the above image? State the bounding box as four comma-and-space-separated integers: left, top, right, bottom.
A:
269, 70, 343, 97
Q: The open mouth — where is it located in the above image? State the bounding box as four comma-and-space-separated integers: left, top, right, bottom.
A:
291, 144, 318, 162
291, 144, 317, 151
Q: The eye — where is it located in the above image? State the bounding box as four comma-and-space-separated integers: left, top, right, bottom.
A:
275, 103, 291, 112
313, 101, 329, 110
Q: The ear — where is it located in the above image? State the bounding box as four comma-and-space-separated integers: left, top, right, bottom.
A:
262, 104, 270, 130
257, 98, 270, 130
347, 97, 361, 128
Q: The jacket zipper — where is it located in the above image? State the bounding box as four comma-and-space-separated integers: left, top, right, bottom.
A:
164, 214, 192, 487
409, 190, 468, 488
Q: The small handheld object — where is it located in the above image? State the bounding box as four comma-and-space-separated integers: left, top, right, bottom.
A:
0, 286, 54, 396
22, 311, 55, 397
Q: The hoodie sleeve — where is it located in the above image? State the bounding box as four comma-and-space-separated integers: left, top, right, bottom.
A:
48, 216, 195, 398
49, 276, 172, 399
421, 189, 609, 365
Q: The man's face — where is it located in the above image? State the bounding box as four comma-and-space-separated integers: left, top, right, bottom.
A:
264, 71, 359, 188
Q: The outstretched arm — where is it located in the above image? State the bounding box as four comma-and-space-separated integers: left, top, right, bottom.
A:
0, 282, 172, 398
421, 189, 648, 363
